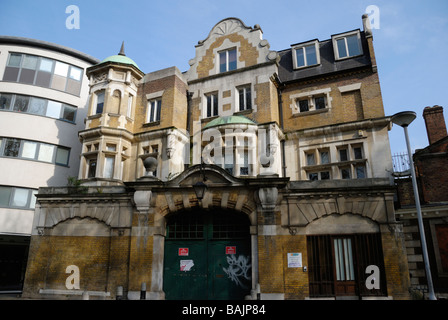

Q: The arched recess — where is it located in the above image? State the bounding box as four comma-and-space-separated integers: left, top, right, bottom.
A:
305, 213, 388, 298
162, 206, 254, 300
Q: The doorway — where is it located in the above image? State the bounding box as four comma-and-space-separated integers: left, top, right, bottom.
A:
163, 209, 251, 300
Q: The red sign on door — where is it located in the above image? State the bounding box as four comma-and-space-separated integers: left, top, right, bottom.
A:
178, 248, 189, 256
226, 246, 236, 255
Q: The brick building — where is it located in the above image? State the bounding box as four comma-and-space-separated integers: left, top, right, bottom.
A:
395, 105, 448, 299
22, 16, 411, 300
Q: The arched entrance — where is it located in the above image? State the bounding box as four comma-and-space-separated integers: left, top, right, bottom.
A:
163, 208, 251, 300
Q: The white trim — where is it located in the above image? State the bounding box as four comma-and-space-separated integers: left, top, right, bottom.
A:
291, 40, 320, 70
332, 30, 363, 61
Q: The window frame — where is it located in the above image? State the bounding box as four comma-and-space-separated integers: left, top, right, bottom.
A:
291, 40, 320, 69
332, 30, 363, 61
205, 92, 219, 118
3, 52, 83, 96
237, 85, 252, 112
219, 48, 237, 73
0, 185, 38, 210
146, 98, 162, 123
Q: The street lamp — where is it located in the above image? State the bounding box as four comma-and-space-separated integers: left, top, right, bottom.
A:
392, 111, 437, 300
193, 162, 208, 201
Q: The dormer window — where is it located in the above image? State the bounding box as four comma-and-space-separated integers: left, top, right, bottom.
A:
292, 40, 320, 69
332, 30, 363, 60
219, 48, 237, 73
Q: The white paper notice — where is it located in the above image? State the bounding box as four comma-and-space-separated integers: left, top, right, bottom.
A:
180, 260, 194, 271
287, 253, 302, 268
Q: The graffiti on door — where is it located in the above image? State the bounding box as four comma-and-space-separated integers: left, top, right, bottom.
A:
222, 254, 251, 288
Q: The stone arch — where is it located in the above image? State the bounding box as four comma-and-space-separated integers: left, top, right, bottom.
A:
305, 213, 380, 235
50, 216, 111, 237
41, 201, 122, 229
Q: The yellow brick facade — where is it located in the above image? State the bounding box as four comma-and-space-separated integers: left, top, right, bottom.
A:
22, 17, 412, 300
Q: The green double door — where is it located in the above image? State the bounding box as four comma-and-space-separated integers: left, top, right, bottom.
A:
163, 210, 251, 300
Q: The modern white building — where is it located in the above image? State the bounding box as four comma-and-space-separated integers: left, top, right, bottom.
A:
0, 36, 99, 292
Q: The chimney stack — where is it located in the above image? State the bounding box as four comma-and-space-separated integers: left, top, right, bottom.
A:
423, 105, 447, 145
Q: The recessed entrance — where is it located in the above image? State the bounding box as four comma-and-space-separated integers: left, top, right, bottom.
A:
163, 208, 251, 300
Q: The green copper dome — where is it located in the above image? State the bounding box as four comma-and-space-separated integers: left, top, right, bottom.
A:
102, 54, 139, 68
204, 115, 256, 129
100, 41, 139, 69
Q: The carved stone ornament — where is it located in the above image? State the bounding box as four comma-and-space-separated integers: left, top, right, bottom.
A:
258, 187, 278, 211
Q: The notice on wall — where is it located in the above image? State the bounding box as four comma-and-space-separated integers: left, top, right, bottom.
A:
178, 248, 189, 256
287, 253, 302, 268
226, 246, 236, 255
180, 260, 194, 271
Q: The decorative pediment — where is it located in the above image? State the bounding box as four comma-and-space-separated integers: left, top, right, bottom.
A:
197, 18, 257, 47
166, 164, 246, 188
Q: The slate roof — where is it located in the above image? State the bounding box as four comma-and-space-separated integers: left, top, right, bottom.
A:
277, 30, 372, 84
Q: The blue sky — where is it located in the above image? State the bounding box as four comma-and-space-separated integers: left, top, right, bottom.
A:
1, 0, 447, 155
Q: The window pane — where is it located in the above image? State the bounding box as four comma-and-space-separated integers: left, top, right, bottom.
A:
305, 45, 317, 65
306, 153, 315, 165
0, 187, 12, 206
228, 49, 237, 71
39, 58, 53, 72
56, 147, 69, 165
62, 105, 76, 122
21, 141, 38, 159
104, 156, 115, 178
88, 159, 97, 178
8, 53, 22, 67
207, 95, 212, 117
309, 173, 318, 181
219, 51, 227, 73
346, 35, 361, 56
245, 87, 251, 109
0, 93, 13, 110
337, 38, 347, 58
35, 71, 52, 87
54, 61, 69, 76
4, 139, 21, 157
18, 68, 36, 84
320, 151, 329, 164
3, 67, 20, 82
22, 55, 38, 69
66, 78, 81, 95
321, 171, 330, 180
354, 147, 363, 159
28, 97, 47, 115
51, 74, 67, 91
69, 66, 82, 81
298, 99, 309, 112
315, 96, 326, 110
356, 166, 366, 179
96, 92, 105, 114
295, 48, 305, 67
156, 99, 161, 121
46, 101, 62, 118
341, 167, 351, 179
213, 94, 218, 116
38, 143, 54, 162
12, 188, 29, 207
339, 149, 348, 161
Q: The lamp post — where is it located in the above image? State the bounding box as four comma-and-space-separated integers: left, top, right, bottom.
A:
392, 111, 436, 300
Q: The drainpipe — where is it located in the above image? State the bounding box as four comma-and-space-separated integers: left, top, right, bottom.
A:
273, 73, 287, 178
